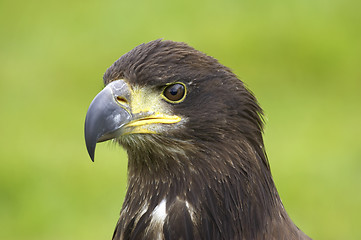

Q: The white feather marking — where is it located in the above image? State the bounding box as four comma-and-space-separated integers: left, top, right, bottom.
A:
185, 200, 195, 222
151, 199, 167, 223
147, 199, 167, 240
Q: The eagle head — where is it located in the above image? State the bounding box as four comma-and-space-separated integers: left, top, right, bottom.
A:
84, 39, 310, 240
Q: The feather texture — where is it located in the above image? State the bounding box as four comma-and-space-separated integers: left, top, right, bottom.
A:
101, 40, 311, 240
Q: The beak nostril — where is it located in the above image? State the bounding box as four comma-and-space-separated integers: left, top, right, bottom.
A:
116, 96, 128, 105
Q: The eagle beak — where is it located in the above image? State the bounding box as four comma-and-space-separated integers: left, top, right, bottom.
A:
84, 80, 132, 161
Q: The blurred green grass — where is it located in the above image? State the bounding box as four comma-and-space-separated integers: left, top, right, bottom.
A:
0, 0, 360, 239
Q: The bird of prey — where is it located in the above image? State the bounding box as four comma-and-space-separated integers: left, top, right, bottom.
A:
84, 39, 311, 240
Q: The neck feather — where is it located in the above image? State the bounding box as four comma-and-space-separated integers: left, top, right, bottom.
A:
117, 134, 304, 239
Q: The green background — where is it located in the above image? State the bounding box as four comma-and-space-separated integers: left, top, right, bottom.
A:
1, 0, 360, 239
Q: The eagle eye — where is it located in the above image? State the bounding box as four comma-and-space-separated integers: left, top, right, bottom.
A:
162, 83, 186, 103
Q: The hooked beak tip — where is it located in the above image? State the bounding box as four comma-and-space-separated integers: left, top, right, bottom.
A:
87, 144, 95, 162
84, 124, 97, 162
84, 80, 132, 162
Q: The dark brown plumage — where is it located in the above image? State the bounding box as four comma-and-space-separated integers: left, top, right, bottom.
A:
84, 39, 311, 240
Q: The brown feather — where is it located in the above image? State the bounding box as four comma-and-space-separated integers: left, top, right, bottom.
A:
103, 39, 311, 240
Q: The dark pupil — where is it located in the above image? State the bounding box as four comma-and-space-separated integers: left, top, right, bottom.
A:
165, 84, 184, 101
169, 86, 179, 95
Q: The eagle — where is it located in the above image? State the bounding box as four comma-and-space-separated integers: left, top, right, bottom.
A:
84, 39, 311, 240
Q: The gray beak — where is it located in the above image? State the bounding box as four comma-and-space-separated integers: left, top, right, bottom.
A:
84, 80, 132, 161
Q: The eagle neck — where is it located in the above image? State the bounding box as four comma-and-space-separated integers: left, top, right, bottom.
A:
118, 136, 304, 239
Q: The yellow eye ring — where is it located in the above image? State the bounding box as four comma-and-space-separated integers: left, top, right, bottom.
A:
161, 82, 187, 103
